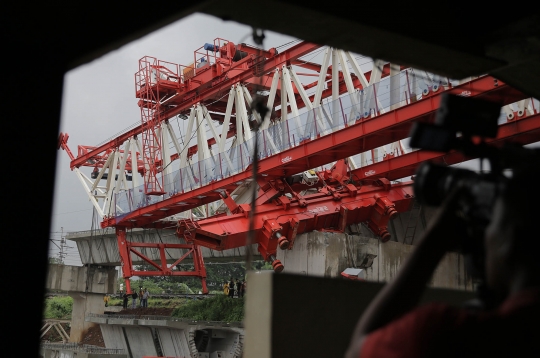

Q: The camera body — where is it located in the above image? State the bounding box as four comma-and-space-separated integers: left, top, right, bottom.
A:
409, 93, 540, 282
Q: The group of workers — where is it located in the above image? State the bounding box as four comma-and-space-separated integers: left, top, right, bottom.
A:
121, 287, 150, 309
223, 278, 246, 298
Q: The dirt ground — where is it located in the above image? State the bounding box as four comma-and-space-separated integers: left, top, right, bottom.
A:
80, 325, 106, 347
116, 307, 175, 316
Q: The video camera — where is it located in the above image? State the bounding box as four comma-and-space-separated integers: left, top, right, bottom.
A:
409, 93, 540, 282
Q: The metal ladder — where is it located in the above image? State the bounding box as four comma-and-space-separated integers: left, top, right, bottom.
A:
402, 200, 422, 245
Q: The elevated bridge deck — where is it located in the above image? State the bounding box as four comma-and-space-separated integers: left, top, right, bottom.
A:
67, 226, 260, 266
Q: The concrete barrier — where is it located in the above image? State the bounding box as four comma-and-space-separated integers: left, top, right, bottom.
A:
87, 314, 244, 358
40, 343, 126, 357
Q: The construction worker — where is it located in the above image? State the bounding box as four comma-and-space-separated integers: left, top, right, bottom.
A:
223, 281, 229, 296
240, 280, 246, 298
142, 288, 150, 308
228, 278, 235, 298
122, 291, 129, 310
103, 294, 110, 307
131, 291, 138, 309
236, 279, 242, 298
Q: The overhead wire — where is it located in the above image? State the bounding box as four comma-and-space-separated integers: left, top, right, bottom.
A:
243, 27, 268, 273
275, 39, 302, 50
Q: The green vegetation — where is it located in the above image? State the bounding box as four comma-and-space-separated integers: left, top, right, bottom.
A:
126, 279, 194, 295
43, 296, 73, 319
43, 293, 245, 322
172, 295, 244, 322
108, 296, 190, 309
123, 261, 271, 293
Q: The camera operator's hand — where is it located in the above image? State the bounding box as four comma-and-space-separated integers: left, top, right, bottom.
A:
421, 185, 470, 254
346, 186, 471, 358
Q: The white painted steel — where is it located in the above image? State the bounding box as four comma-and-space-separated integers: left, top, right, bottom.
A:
74, 168, 105, 217
129, 138, 140, 189
331, 49, 340, 127
219, 86, 236, 152
261, 69, 280, 131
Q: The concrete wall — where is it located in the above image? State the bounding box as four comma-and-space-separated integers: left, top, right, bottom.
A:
88, 315, 244, 358
46, 264, 117, 294
123, 326, 158, 358
40, 343, 126, 357
69, 292, 106, 342
41, 350, 126, 358
45, 265, 118, 342
205, 329, 243, 356
278, 231, 473, 290
155, 326, 192, 357
244, 272, 477, 358
101, 325, 129, 350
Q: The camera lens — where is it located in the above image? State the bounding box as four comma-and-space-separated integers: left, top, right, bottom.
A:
414, 163, 451, 206
414, 162, 477, 206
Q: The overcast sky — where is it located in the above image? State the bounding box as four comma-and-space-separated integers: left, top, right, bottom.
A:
50, 13, 298, 265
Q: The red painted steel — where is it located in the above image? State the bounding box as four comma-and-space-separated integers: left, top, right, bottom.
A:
62, 38, 538, 282
68, 41, 322, 170
280, 109, 540, 192
137, 57, 167, 195
102, 76, 527, 228
67, 43, 404, 173
176, 180, 414, 262
351, 111, 540, 182
116, 227, 208, 293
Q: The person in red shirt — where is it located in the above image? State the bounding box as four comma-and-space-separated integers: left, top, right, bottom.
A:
345, 165, 540, 357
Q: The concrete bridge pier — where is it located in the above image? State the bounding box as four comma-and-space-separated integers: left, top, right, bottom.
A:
277, 230, 473, 290
69, 292, 107, 342
45, 264, 117, 342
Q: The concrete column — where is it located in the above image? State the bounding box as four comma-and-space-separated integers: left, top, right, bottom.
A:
45, 264, 118, 342
68, 292, 105, 342
277, 231, 473, 290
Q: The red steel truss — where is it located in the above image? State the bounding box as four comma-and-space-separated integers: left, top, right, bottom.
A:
101, 75, 527, 228
116, 228, 207, 294
59, 37, 539, 293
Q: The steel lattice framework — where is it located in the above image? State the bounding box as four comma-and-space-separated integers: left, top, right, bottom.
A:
59, 37, 540, 293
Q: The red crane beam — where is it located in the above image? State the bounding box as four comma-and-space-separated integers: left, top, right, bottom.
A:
69, 42, 322, 170
68, 49, 399, 172
280, 108, 540, 193
351, 110, 540, 182
143, 41, 323, 118
177, 181, 414, 262
102, 75, 526, 228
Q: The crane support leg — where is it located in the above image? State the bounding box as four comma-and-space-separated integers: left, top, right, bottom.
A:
116, 227, 209, 294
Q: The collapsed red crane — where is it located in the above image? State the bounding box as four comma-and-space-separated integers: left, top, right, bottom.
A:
59, 37, 539, 294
